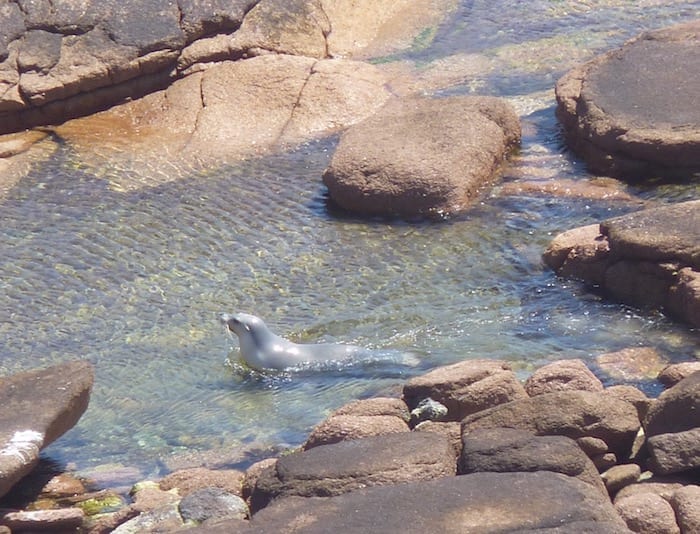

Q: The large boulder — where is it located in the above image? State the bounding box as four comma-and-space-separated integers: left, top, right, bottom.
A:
322, 95, 521, 217
459, 427, 606, 494
555, 20, 700, 178
249, 431, 455, 512
461, 390, 640, 458
543, 200, 700, 327
239, 472, 631, 533
524, 358, 604, 396
643, 371, 700, 475
402, 359, 528, 421
0, 360, 94, 499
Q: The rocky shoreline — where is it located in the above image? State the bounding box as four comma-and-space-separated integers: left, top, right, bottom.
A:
2, 353, 700, 532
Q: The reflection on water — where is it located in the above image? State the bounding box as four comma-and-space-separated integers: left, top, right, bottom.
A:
0, 0, 699, 486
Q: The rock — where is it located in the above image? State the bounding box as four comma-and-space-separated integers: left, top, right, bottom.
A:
555, 20, 700, 178
524, 358, 604, 396
241, 459, 277, 503
409, 397, 449, 425
0, 508, 85, 532
130, 481, 179, 513
459, 428, 606, 494
159, 467, 245, 498
644, 371, 700, 440
413, 421, 462, 457
658, 362, 700, 388
250, 432, 455, 512
577, 436, 610, 457
303, 414, 409, 450
322, 95, 521, 217
644, 372, 700, 474
602, 464, 641, 495
605, 385, 652, 420
244, 472, 631, 533
403, 359, 528, 422
498, 177, 639, 202
111, 503, 184, 534
461, 390, 640, 458
670, 485, 700, 534
615, 477, 688, 503
0, 360, 94, 499
544, 200, 700, 327
542, 223, 610, 284
179, 487, 249, 523
596, 347, 668, 381
592, 453, 618, 473
614, 492, 680, 534
330, 397, 410, 421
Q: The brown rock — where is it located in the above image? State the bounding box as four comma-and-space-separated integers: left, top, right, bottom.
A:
644, 372, 700, 437
459, 428, 606, 494
159, 467, 245, 497
667, 267, 700, 328
330, 397, 410, 421
130, 482, 179, 513
605, 385, 652, 420
601, 464, 641, 495
556, 20, 700, 178
614, 492, 680, 534
461, 390, 640, 458
577, 436, 610, 456
0, 360, 94, 499
658, 362, 700, 388
596, 347, 668, 381
670, 485, 700, 534
524, 358, 604, 396
322, 95, 520, 217
647, 429, 700, 475
250, 432, 455, 512
241, 459, 277, 503
303, 414, 409, 450
542, 223, 610, 284
1, 508, 85, 532
592, 453, 618, 472
413, 421, 462, 457
403, 359, 528, 422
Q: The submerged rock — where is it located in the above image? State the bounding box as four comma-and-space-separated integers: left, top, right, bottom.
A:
0, 360, 94, 499
556, 20, 700, 179
322, 95, 521, 217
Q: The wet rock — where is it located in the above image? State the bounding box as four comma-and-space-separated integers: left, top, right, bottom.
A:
302, 414, 409, 450
524, 358, 604, 396
159, 467, 245, 498
0, 508, 85, 532
0, 360, 94, 499
403, 359, 528, 422
461, 390, 640, 458
459, 428, 606, 494
179, 487, 248, 523
601, 464, 641, 495
544, 200, 700, 327
245, 472, 631, 533
556, 20, 700, 178
322, 95, 521, 217
596, 347, 668, 381
111, 503, 184, 534
614, 492, 680, 534
670, 485, 700, 534
643, 372, 700, 474
130, 481, 179, 512
658, 362, 700, 388
498, 177, 639, 202
250, 432, 455, 512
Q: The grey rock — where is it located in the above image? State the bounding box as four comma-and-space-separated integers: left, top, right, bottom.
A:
410, 397, 448, 425
179, 487, 249, 523
459, 427, 606, 494
250, 431, 455, 512
0, 360, 94, 499
246, 472, 631, 533
461, 390, 640, 458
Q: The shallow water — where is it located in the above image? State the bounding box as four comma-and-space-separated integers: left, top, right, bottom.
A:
1, 1, 699, 485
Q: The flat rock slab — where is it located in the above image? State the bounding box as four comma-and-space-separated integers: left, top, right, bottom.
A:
0, 360, 94, 499
556, 20, 700, 178
250, 431, 455, 512
204, 472, 631, 533
322, 95, 521, 218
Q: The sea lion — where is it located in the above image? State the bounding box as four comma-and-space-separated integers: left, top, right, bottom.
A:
220, 312, 364, 371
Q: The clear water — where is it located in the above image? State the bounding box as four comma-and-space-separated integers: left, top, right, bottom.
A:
1, 0, 699, 486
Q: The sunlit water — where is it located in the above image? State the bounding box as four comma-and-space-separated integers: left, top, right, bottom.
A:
1, 1, 699, 486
